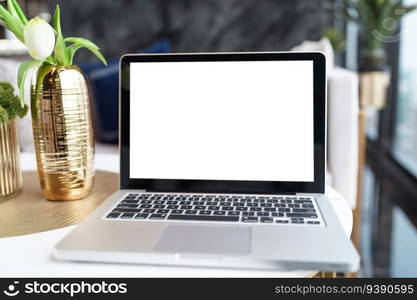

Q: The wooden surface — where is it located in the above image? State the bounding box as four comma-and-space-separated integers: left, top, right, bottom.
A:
352, 107, 367, 252
0, 171, 118, 238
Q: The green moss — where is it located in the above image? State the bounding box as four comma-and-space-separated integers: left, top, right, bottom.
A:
0, 82, 28, 124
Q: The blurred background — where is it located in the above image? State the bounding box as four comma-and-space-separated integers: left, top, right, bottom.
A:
0, 0, 416, 277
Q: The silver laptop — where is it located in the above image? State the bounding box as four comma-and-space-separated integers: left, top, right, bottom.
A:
54, 52, 360, 272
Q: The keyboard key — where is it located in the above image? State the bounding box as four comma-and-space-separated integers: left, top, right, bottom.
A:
207, 206, 220, 210
242, 212, 255, 216
106, 212, 120, 218
293, 208, 316, 213
221, 206, 234, 211
139, 204, 152, 209
249, 207, 262, 212
228, 211, 240, 216
150, 214, 167, 220
276, 220, 289, 224
122, 200, 139, 204
135, 213, 149, 219
278, 208, 291, 212
242, 217, 258, 223
235, 207, 248, 211
271, 212, 284, 217
213, 211, 226, 215
114, 208, 142, 213
180, 205, 193, 209
287, 213, 318, 218
117, 204, 138, 208
121, 212, 135, 219
241, 199, 252, 203
143, 208, 156, 213
307, 221, 320, 225
199, 210, 212, 215
257, 212, 269, 217
260, 217, 273, 223
140, 200, 152, 204
168, 214, 239, 222
171, 210, 183, 214
302, 204, 314, 208
185, 210, 198, 215
166, 205, 179, 209
264, 207, 276, 212
157, 209, 169, 214
291, 220, 305, 224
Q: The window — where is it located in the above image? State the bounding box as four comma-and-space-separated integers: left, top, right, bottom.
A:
392, 0, 417, 177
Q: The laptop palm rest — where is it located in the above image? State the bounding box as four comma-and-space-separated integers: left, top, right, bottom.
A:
153, 225, 251, 255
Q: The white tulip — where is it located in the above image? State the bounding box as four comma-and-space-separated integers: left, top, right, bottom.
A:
23, 17, 55, 61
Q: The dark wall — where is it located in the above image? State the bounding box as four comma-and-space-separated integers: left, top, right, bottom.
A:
50, 0, 329, 63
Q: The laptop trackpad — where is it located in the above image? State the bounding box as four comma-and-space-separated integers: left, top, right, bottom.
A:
154, 225, 251, 255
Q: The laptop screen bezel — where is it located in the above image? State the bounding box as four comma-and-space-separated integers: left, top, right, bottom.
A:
119, 52, 326, 194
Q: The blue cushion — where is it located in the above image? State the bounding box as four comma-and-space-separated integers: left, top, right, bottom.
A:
80, 39, 171, 143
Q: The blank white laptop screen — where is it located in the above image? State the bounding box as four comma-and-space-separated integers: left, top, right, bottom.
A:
129, 60, 314, 182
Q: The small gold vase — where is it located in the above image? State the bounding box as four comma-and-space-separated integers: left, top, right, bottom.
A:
31, 65, 95, 201
0, 119, 22, 200
359, 71, 390, 110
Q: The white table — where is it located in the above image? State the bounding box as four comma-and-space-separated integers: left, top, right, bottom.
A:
0, 152, 352, 277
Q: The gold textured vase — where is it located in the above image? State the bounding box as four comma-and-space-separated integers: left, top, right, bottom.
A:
31, 65, 95, 201
359, 71, 390, 110
0, 119, 22, 200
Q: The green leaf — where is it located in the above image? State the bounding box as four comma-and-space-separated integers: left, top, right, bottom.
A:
45, 55, 57, 65
10, 0, 28, 24
17, 60, 42, 107
66, 43, 83, 65
65, 37, 107, 65
6, 0, 19, 18
0, 4, 24, 42
52, 5, 68, 65
64, 37, 100, 50
403, 5, 417, 15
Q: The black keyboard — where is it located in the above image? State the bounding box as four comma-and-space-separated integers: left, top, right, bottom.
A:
105, 193, 323, 225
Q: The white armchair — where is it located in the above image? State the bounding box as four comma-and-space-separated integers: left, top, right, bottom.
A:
327, 67, 359, 209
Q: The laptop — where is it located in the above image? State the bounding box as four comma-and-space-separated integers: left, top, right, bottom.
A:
54, 52, 360, 272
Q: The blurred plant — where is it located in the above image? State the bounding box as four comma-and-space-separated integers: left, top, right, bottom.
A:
0, 81, 28, 124
0, 0, 107, 106
339, 0, 417, 71
324, 27, 346, 53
